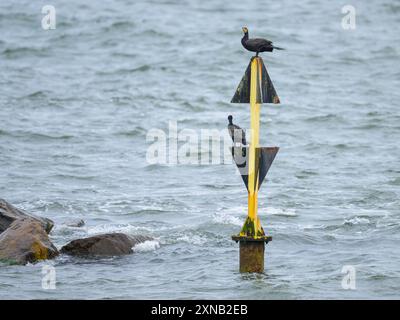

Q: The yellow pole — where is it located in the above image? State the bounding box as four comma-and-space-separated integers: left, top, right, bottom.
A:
239, 57, 264, 238
248, 56, 260, 215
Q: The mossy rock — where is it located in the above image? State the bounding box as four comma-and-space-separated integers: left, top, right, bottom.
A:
0, 218, 59, 265
0, 198, 54, 234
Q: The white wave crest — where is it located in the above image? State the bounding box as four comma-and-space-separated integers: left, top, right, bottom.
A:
132, 240, 160, 252
86, 223, 166, 235
212, 213, 243, 226
176, 234, 207, 245
344, 217, 370, 225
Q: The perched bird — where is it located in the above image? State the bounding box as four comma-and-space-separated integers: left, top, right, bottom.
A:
241, 27, 284, 56
228, 115, 247, 146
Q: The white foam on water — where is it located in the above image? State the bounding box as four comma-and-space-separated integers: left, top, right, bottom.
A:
132, 240, 160, 252
212, 206, 246, 226
86, 223, 167, 235
25, 260, 55, 268
216, 206, 247, 215
177, 234, 207, 245
212, 213, 243, 226
87, 224, 141, 235
344, 217, 370, 225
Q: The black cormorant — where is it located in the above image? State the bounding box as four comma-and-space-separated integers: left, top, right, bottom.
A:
241, 27, 284, 56
228, 115, 247, 146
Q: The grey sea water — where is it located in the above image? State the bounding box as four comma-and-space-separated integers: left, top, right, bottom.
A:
1, 0, 400, 299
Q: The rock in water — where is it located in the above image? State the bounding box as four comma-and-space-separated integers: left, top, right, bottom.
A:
0, 198, 54, 234
0, 218, 59, 265
61, 233, 153, 256
64, 219, 85, 228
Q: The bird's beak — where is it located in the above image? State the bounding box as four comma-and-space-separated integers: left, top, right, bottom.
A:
242, 27, 247, 33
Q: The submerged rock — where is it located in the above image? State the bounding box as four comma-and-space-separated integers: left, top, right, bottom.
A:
64, 219, 85, 228
0, 218, 59, 265
0, 199, 54, 234
61, 233, 153, 257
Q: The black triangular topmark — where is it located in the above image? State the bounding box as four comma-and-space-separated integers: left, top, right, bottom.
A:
231, 146, 279, 191
231, 57, 280, 104
258, 147, 279, 189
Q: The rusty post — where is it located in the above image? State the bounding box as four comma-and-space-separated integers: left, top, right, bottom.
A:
239, 240, 264, 273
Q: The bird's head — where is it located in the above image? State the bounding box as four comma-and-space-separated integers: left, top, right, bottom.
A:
228, 115, 233, 124
242, 26, 248, 35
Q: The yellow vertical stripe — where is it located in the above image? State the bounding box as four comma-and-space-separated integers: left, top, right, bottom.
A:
248, 58, 261, 222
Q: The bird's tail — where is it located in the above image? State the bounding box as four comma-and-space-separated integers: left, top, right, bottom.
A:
273, 46, 285, 50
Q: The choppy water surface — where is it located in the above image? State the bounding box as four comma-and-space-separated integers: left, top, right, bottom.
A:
1, 0, 400, 299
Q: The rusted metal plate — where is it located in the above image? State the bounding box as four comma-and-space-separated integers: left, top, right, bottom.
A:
231, 57, 280, 104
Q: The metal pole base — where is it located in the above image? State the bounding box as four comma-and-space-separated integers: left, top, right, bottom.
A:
232, 236, 272, 273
